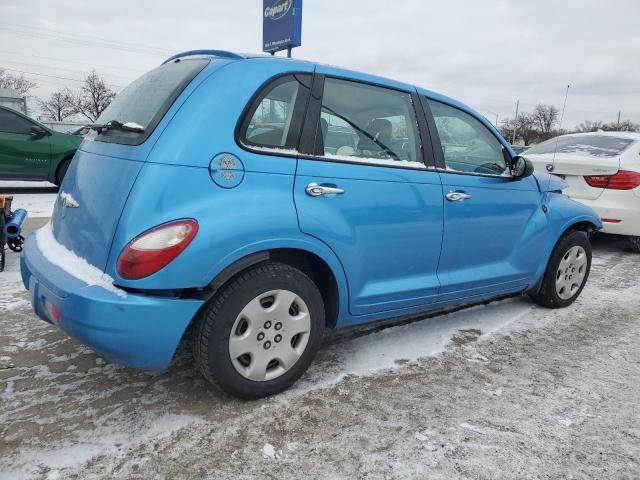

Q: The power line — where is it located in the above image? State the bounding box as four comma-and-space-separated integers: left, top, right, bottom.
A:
0, 49, 147, 74
0, 58, 136, 81
0, 23, 172, 56
0, 21, 168, 50
0, 21, 173, 54
2, 67, 125, 89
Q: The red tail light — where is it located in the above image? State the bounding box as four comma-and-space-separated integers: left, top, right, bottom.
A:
583, 175, 609, 188
584, 170, 640, 190
116, 219, 198, 280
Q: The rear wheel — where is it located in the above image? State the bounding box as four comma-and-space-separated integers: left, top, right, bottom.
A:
628, 236, 640, 253
530, 231, 592, 309
54, 158, 72, 186
192, 261, 325, 399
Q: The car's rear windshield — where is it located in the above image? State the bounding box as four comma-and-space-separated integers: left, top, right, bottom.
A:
526, 135, 636, 158
93, 58, 209, 145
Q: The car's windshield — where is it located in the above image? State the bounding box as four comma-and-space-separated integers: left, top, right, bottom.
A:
94, 58, 208, 144
526, 135, 636, 158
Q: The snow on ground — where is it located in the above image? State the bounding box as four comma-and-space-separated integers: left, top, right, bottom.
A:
3, 414, 204, 480
0, 197, 638, 478
0, 181, 56, 189
286, 298, 535, 398
0, 182, 58, 218
5, 193, 57, 218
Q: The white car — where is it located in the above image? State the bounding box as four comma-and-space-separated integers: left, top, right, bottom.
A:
525, 131, 640, 252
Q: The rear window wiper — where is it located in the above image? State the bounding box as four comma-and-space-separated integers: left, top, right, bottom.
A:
89, 120, 145, 134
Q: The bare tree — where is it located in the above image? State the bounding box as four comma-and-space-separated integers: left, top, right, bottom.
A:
38, 91, 76, 121
501, 113, 538, 145
576, 120, 604, 132
499, 117, 517, 143
65, 70, 115, 122
0, 69, 37, 96
606, 120, 639, 132
532, 104, 559, 139
517, 113, 538, 145
574, 119, 639, 133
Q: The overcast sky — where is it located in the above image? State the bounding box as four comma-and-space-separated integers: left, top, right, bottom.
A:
1, 0, 639, 129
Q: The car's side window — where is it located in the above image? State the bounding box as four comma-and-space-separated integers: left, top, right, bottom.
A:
0, 109, 35, 135
316, 78, 423, 167
239, 74, 310, 151
427, 99, 509, 176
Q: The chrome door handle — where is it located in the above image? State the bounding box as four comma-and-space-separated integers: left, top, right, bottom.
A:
446, 191, 472, 201
305, 182, 345, 197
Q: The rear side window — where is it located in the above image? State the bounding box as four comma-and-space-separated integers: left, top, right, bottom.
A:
0, 109, 34, 135
239, 74, 310, 151
94, 58, 209, 145
526, 135, 635, 158
316, 78, 423, 167
428, 99, 508, 176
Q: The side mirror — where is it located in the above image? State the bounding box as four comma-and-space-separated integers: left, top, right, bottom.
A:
512, 156, 534, 179
29, 125, 48, 137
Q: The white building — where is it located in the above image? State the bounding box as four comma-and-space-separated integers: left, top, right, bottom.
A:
0, 88, 27, 114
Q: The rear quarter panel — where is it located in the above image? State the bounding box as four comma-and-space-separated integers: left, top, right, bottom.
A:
107, 162, 349, 320
106, 58, 349, 320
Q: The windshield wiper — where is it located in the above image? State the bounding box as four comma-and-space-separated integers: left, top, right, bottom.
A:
89, 120, 144, 134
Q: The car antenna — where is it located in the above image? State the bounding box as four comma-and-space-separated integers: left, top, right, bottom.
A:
548, 84, 570, 190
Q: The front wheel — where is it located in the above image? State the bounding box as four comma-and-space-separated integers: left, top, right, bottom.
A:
192, 261, 325, 399
530, 231, 592, 309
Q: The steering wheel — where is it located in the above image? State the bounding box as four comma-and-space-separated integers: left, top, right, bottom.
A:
473, 162, 505, 174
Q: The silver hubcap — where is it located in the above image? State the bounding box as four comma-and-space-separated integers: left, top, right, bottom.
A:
555, 246, 588, 300
229, 290, 311, 381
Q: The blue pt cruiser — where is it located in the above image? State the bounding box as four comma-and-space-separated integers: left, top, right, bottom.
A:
21, 50, 601, 399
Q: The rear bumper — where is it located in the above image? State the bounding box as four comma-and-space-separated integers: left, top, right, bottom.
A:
577, 190, 640, 236
21, 233, 204, 369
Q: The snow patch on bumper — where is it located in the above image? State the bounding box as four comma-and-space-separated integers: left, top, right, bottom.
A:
35, 222, 125, 298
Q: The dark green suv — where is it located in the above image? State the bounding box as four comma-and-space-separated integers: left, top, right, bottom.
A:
0, 106, 82, 185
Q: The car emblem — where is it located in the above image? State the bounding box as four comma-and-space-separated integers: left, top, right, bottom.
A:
546, 164, 555, 172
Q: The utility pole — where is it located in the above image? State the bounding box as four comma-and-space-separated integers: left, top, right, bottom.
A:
512, 99, 520, 145
485, 111, 499, 128
617, 110, 621, 127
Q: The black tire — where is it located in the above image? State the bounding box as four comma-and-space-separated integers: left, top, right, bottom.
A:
628, 236, 640, 253
530, 230, 592, 309
54, 158, 71, 186
192, 261, 325, 400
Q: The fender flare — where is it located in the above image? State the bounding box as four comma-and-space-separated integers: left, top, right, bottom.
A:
202, 235, 350, 325
527, 196, 602, 293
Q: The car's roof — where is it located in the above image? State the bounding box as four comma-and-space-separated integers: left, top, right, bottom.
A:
165, 50, 472, 108
164, 50, 507, 146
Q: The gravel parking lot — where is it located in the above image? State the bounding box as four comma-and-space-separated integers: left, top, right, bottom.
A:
1, 214, 639, 479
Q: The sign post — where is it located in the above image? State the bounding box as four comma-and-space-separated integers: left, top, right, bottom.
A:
263, 0, 302, 57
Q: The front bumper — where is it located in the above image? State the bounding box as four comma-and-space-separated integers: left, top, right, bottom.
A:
21, 233, 204, 369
